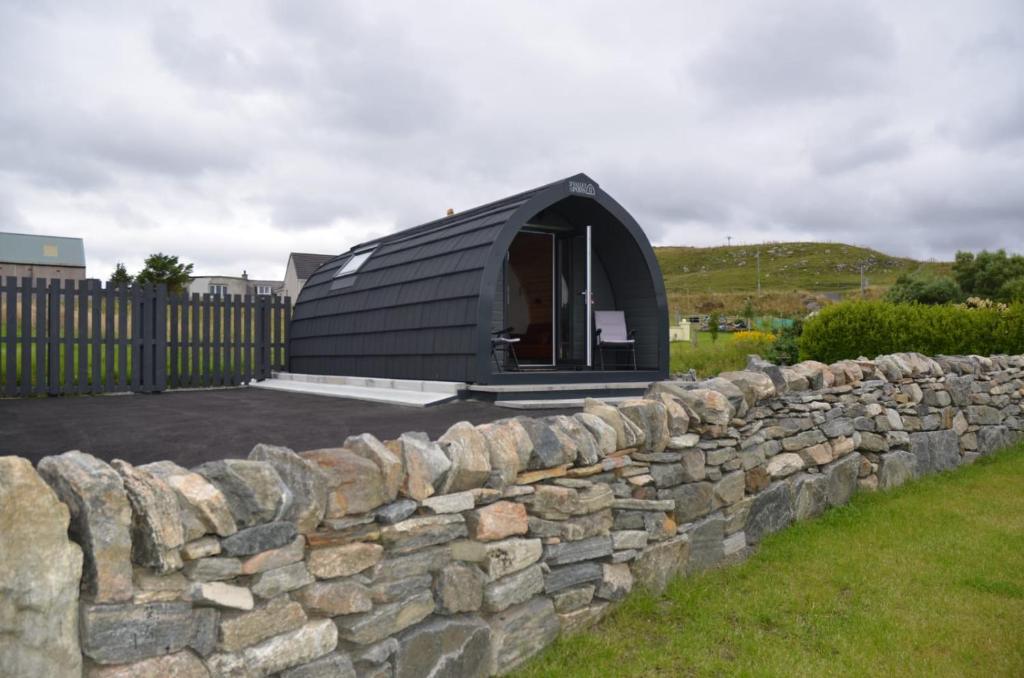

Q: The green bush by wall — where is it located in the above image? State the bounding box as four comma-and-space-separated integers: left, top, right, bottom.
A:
799, 301, 1024, 363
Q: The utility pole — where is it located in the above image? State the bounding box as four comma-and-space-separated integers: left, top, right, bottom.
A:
756, 249, 761, 296
726, 235, 732, 247
860, 264, 867, 296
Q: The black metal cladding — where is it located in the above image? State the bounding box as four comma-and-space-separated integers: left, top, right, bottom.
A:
289, 173, 669, 384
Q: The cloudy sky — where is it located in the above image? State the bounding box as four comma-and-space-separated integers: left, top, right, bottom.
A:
1, 0, 1022, 280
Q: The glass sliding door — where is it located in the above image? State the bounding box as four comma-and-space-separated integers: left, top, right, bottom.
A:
506, 230, 555, 365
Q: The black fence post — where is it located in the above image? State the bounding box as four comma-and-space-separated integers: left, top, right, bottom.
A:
47, 279, 61, 395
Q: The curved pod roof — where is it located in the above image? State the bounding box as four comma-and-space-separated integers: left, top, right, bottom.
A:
289, 173, 668, 384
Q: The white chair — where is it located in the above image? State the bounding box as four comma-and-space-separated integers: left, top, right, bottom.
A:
594, 311, 637, 370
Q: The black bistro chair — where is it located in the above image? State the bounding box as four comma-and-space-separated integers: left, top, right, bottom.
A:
491, 326, 521, 372
594, 311, 637, 370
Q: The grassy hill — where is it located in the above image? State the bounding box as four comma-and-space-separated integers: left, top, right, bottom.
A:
654, 242, 952, 316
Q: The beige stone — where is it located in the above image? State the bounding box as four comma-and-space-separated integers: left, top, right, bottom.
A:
465, 501, 529, 541
300, 448, 386, 518
307, 542, 383, 579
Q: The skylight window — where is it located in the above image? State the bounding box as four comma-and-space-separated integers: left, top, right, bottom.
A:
334, 248, 375, 278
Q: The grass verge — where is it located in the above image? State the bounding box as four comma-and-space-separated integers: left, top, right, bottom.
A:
517, 445, 1024, 678
670, 331, 776, 377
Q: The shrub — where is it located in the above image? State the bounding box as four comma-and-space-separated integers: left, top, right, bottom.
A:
885, 273, 962, 305
798, 300, 1024, 363
765, 319, 802, 366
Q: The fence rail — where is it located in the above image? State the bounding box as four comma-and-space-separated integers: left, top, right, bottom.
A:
0, 277, 289, 397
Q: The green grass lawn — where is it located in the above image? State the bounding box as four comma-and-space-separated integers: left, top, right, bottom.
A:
670, 331, 775, 378
517, 445, 1024, 678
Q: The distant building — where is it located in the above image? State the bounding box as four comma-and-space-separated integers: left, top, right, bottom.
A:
283, 253, 334, 304
0, 231, 86, 281
187, 271, 284, 298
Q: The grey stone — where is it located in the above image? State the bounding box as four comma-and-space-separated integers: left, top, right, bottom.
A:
967, 405, 1002, 426
375, 499, 419, 524
630, 535, 690, 595
658, 481, 714, 523
0, 457, 83, 677
611, 529, 648, 550
573, 412, 618, 457
439, 421, 493, 492
394, 614, 492, 678
543, 536, 613, 566
140, 460, 236, 539
451, 538, 542, 580
978, 426, 1015, 454
685, 514, 726, 574
745, 482, 793, 544
183, 556, 242, 581
111, 460, 184, 573
650, 463, 687, 488
334, 590, 435, 645
824, 453, 861, 507
220, 521, 299, 557
86, 652, 209, 678
546, 414, 601, 465
390, 433, 451, 502
595, 563, 633, 601
486, 597, 560, 675
551, 585, 595, 613
364, 545, 452, 583
249, 561, 314, 599
79, 601, 205, 665
713, 470, 746, 507
280, 652, 356, 678
618, 399, 670, 453
37, 450, 134, 602
294, 578, 373, 617
206, 619, 338, 677
248, 443, 329, 533
343, 433, 404, 502
435, 562, 486, 614
194, 459, 292, 529
822, 417, 855, 438
515, 417, 569, 469
218, 596, 307, 653
380, 514, 468, 554
544, 562, 604, 594
482, 564, 545, 613
368, 574, 433, 604
792, 473, 829, 521
878, 450, 918, 490
910, 430, 961, 474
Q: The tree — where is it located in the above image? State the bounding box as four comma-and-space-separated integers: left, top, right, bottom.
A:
1001, 277, 1024, 303
885, 273, 961, 305
708, 311, 720, 343
952, 249, 1024, 301
134, 253, 194, 294
108, 262, 134, 287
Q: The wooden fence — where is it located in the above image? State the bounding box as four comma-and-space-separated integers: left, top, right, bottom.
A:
0, 278, 289, 397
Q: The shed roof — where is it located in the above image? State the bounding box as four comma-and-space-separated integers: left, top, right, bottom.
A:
0, 231, 86, 267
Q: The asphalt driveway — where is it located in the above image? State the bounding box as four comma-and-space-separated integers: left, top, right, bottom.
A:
0, 388, 565, 467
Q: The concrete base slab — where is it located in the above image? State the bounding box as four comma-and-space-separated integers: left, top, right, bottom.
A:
494, 396, 636, 410
252, 378, 459, 407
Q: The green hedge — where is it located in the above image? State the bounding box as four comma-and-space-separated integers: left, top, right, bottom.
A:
799, 301, 1024, 363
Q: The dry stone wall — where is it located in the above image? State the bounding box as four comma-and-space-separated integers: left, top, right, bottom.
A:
2, 352, 1023, 677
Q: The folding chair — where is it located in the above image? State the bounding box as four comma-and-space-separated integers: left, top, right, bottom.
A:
594, 311, 637, 370
491, 326, 520, 372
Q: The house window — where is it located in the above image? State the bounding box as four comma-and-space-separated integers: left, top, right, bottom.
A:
333, 248, 376, 278
209, 284, 228, 297
256, 285, 272, 296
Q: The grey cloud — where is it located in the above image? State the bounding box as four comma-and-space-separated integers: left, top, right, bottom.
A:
1, 1, 1023, 280
690, 0, 895, 106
